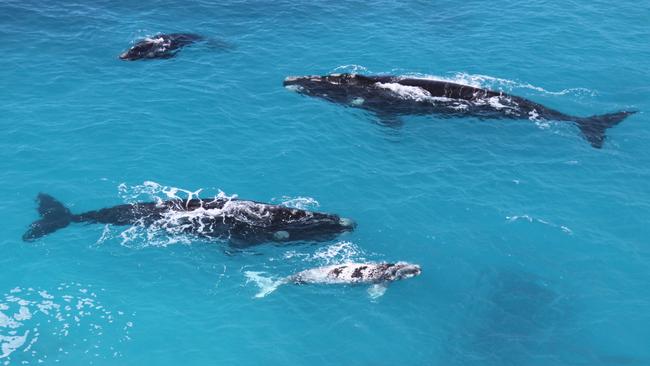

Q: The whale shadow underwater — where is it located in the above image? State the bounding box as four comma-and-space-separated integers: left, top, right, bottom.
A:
23, 193, 355, 245
444, 269, 569, 366
284, 73, 636, 148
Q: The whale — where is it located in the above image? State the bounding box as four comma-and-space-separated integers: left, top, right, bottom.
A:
23, 193, 355, 244
283, 73, 636, 148
119, 33, 203, 60
245, 262, 421, 298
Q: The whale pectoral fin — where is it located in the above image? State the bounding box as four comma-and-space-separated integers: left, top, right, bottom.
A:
367, 283, 388, 299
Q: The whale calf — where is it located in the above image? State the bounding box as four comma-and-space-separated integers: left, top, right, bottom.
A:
23, 193, 355, 244
119, 33, 203, 60
284, 73, 636, 148
245, 262, 421, 298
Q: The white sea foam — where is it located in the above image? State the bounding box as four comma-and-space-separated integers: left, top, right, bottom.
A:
0, 332, 28, 360
113, 182, 241, 247
273, 196, 320, 210
375, 82, 434, 102
506, 215, 572, 235
332, 64, 369, 74
112, 182, 328, 248
0, 285, 131, 363
244, 272, 285, 298
367, 284, 388, 299
311, 241, 366, 265
374, 82, 469, 111
402, 72, 596, 96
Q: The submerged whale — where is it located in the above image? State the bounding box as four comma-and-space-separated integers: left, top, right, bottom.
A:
245, 262, 421, 298
23, 193, 355, 244
119, 33, 203, 60
283, 73, 636, 148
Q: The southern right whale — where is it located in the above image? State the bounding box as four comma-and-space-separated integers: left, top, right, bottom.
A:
23, 193, 355, 244
284, 73, 636, 148
119, 33, 203, 60
245, 262, 421, 298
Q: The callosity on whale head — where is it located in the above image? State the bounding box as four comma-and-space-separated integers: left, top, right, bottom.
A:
119, 38, 168, 60
270, 212, 356, 242
383, 262, 422, 281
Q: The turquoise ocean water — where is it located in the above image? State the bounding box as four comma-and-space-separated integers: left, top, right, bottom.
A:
1, 0, 649, 364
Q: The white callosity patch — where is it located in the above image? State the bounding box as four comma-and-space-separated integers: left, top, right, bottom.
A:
0, 284, 132, 363
284, 84, 303, 92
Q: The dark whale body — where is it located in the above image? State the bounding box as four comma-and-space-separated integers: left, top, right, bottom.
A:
119, 33, 203, 60
23, 194, 355, 244
284, 73, 636, 148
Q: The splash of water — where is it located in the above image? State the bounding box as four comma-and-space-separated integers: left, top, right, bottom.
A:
272, 196, 320, 210
0, 284, 132, 363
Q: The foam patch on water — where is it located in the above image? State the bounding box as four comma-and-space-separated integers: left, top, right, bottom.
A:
272, 196, 320, 210
331, 64, 369, 74
506, 215, 573, 235
367, 284, 388, 299
117, 181, 208, 205
243, 272, 285, 298
280, 241, 367, 266
0, 284, 132, 363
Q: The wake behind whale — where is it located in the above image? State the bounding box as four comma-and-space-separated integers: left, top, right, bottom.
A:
284, 73, 636, 148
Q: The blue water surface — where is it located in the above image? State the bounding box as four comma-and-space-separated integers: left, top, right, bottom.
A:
1, 0, 649, 364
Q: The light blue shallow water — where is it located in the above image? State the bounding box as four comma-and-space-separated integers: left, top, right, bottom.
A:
1, 0, 649, 364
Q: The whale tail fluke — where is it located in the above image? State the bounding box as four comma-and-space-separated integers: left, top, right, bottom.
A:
23, 194, 74, 241
244, 271, 287, 298
576, 111, 636, 148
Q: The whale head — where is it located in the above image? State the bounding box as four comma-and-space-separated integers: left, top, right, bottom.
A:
269, 211, 356, 243
120, 41, 156, 60
382, 262, 421, 281
283, 74, 374, 105
119, 37, 170, 60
